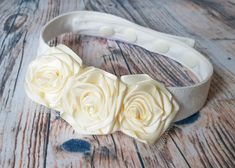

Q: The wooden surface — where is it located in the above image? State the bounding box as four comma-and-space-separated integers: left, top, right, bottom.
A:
0, 0, 235, 167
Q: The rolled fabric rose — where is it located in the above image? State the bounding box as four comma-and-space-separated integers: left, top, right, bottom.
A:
25, 45, 82, 110
119, 74, 179, 144
60, 66, 126, 134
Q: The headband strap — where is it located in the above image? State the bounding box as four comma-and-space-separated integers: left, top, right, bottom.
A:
38, 11, 213, 121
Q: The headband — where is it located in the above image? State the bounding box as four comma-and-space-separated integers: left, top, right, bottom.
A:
25, 11, 213, 144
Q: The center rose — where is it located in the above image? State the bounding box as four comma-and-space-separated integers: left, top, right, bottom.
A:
60, 67, 126, 134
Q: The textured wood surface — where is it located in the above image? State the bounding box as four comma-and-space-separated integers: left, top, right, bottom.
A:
0, 0, 235, 168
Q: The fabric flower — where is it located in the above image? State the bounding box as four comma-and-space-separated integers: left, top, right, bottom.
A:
25, 45, 82, 110
119, 74, 179, 144
60, 66, 126, 134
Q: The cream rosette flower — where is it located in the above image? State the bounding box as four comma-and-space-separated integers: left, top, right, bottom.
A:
60, 66, 126, 134
25, 45, 82, 110
119, 75, 179, 144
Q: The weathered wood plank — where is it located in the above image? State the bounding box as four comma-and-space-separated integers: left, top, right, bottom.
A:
0, 0, 235, 168
0, 0, 52, 167
159, 0, 235, 74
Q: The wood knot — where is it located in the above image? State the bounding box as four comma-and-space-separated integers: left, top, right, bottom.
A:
61, 139, 91, 154
99, 146, 117, 159
4, 13, 27, 33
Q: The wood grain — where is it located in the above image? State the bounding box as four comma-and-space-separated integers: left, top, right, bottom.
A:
0, 0, 235, 168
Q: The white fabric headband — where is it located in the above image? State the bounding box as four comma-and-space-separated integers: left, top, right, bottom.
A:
26, 11, 213, 143
38, 11, 213, 121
